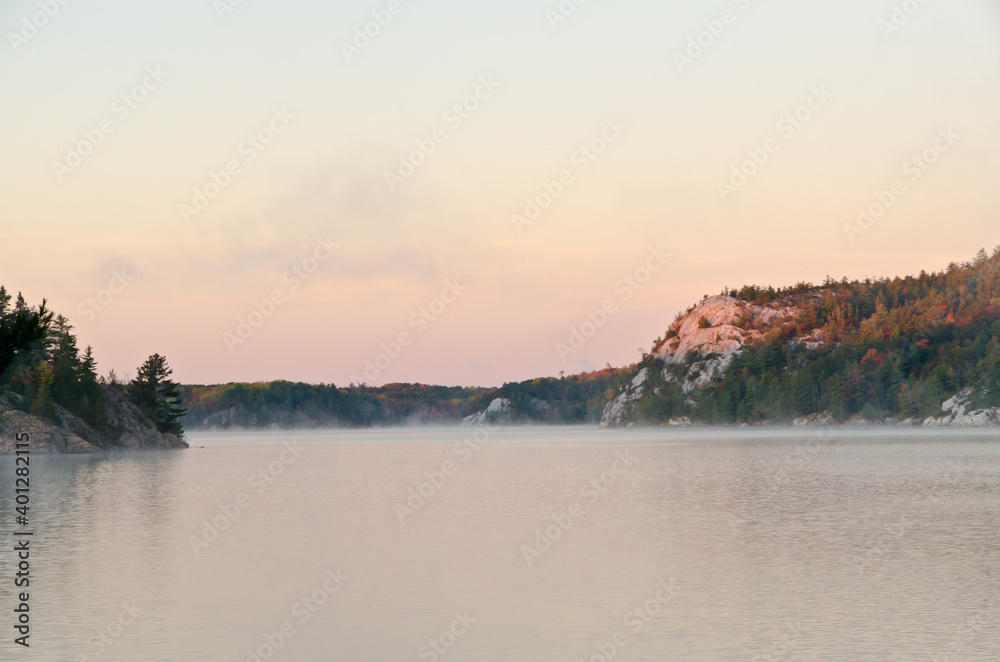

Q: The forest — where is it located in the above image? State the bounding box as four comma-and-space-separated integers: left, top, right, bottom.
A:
0, 287, 186, 436
629, 248, 1000, 425
181, 368, 624, 428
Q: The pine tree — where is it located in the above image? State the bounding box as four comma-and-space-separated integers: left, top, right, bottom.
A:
33, 316, 108, 430
78, 346, 107, 430
49, 317, 82, 410
0, 293, 52, 381
128, 354, 186, 435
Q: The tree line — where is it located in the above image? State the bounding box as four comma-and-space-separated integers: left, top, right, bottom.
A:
182, 369, 625, 429
0, 287, 185, 437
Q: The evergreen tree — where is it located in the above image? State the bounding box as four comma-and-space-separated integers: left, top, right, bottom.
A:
39, 316, 108, 430
28, 363, 59, 424
77, 346, 107, 430
0, 291, 52, 381
128, 354, 186, 435
49, 316, 82, 409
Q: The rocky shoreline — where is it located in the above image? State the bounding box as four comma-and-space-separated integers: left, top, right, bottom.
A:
599, 383, 1000, 429
595, 293, 1000, 430
0, 385, 187, 453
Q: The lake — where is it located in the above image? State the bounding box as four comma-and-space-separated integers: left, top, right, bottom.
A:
3, 426, 999, 661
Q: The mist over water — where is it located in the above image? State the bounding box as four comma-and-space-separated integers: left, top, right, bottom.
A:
3, 427, 999, 661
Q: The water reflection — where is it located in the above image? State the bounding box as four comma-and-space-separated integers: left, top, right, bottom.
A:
0, 428, 997, 661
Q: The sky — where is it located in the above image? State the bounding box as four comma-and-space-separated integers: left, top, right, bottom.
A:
1, 0, 998, 387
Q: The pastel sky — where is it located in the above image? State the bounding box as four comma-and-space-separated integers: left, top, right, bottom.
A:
1, 0, 998, 387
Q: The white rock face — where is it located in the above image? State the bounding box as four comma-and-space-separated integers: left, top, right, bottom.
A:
923, 388, 1000, 427
653, 296, 808, 396
654, 296, 803, 365
599, 369, 648, 428
602, 297, 812, 427
954, 409, 1000, 426
681, 356, 733, 395
462, 398, 512, 426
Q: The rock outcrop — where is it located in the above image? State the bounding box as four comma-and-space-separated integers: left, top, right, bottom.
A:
654, 296, 813, 396
462, 398, 512, 426
653, 296, 806, 365
600, 369, 648, 428
922, 389, 1000, 427
0, 385, 187, 453
101, 386, 187, 449
603, 296, 812, 427
792, 411, 836, 427
0, 408, 100, 453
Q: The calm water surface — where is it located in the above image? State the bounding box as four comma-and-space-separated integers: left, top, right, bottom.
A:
2, 426, 999, 661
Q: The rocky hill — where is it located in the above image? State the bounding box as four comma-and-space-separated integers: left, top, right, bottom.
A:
0, 384, 188, 453
653, 295, 818, 392
601, 295, 814, 427
602, 249, 1000, 428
